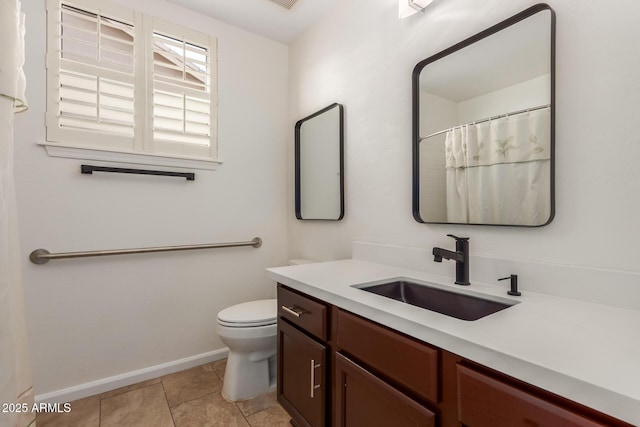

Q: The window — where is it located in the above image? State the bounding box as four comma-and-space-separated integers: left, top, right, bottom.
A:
45, 0, 218, 165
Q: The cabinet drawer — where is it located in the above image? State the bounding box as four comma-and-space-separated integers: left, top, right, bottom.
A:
278, 285, 328, 341
336, 309, 439, 404
457, 364, 609, 427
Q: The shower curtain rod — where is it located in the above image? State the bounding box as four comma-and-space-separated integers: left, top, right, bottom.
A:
419, 104, 551, 142
29, 237, 262, 264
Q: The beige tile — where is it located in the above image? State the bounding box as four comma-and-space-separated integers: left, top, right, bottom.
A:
171, 392, 249, 427
235, 391, 279, 417
162, 364, 221, 407
100, 382, 173, 427
36, 395, 100, 427
245, 405, 291, 427
209, 359, 227, 380
101, 378, 161, 400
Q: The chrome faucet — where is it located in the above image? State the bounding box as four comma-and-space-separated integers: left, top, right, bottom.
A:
432, 234, 470, 286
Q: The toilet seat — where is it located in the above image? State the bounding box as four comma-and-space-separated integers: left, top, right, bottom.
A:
217, 299, 277, 328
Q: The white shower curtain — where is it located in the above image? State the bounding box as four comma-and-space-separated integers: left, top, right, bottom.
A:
445, 108, 551, 225
0, 1, 34, 427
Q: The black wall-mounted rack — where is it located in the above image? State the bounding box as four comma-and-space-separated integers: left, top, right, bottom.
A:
81, 164, 195, 181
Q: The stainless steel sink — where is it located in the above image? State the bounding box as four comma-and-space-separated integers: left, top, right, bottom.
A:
353, 280, 516, 321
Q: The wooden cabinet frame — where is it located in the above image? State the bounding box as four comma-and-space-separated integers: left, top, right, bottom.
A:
277, 284, 633, 427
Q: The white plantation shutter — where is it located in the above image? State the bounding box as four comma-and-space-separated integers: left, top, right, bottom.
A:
46, 0, 139, 150
149, 19, 216, 158
59, 6, 135, 136
46, 0, 218, 162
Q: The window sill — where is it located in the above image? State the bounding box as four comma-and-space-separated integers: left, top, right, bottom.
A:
39, 142, 223, 171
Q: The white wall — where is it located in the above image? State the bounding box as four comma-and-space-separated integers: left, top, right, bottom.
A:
288, 0, 640, 274
15, 0, 289, 395
418, 91, 456, 221
458, 74, 551, 123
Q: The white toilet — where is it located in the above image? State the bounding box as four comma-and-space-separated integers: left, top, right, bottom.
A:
216, 299, 278, 401
216, 259, 314, 401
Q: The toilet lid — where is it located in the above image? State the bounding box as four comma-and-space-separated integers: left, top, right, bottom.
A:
217, 299, 277, 327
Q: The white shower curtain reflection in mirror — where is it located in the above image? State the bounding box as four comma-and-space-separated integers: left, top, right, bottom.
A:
445, 108, 550, 224
0, 1, 34, 427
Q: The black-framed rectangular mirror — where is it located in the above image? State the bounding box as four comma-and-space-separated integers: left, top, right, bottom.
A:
412, 4, 555, 226
295, 103, 344, 220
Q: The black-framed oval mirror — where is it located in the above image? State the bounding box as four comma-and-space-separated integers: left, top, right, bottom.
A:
295, 103, 344, 220
412, 4, 555, 226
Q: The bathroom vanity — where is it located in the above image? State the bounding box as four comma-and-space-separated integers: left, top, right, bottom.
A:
269, 260, 639, 427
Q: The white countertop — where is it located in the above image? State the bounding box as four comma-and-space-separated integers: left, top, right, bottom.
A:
267, 259, 640, 425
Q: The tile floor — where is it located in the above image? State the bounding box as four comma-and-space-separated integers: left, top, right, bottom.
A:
36, 359, 291, 427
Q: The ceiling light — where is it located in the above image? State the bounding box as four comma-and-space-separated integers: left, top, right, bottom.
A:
267, 0, 300, 10
399, 0, 434, 19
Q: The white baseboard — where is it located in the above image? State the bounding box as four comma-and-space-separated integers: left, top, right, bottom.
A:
35, 348, 229, 404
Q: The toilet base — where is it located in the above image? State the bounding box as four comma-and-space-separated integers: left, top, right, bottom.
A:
222, 351, 276, 401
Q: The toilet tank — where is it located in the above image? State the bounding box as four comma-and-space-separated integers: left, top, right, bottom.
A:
288, 259, 315, 266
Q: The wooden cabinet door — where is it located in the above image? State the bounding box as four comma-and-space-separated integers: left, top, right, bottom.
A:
334, 352, 435, 427
278, 319, 326, 427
